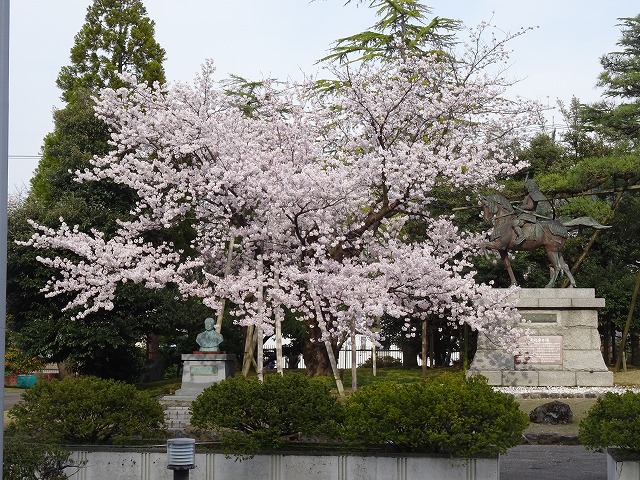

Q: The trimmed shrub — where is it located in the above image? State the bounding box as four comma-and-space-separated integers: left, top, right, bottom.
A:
360, 355, 403, 368
3, 430, 78, 480
8, 376, 167, 444
190, 373, 343, 455
342, 372, 529, 457
579, 390, 640, 453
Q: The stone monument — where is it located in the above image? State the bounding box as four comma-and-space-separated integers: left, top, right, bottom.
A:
468, 288, 613, 387
173, 317, 235, 399
162, 318, 236, 435
163, 318, 236, 430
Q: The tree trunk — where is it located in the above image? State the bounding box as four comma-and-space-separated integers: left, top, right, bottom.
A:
601, 321, 611, 365
402, 342, 420, 368
421, 319, 428, 378
146, 333, 160, 360
302, 337, 339, 376
630, 331, 640, 367
615, 269, 640, 372
242, 325, 258, 377
57, 361, 74, 380
611, 327, 617, 367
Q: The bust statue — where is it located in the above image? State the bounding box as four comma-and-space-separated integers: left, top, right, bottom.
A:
196, 317, 223, 352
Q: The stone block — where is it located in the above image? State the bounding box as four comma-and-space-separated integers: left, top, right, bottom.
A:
563, 350, 609, 372
539, 298, 573, 308
515, 362, 563, 371
516, 298, 540, 308
467, 370, 503, 385
515, 289, 599, 309
538, 370, 577, 386
571, 298, 605, 309
174, 353, 236, 398
516, 288, 548, 298
576, 371, 613, 387
560, 288, 596, 298
468, 288, 609, 388
502, 370, 539, 386
563, 310, 599, 328
469, 349, 514, 371
561, 327, 601, 350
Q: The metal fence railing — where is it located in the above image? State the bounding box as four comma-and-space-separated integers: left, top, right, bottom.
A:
263, 347, 460, 370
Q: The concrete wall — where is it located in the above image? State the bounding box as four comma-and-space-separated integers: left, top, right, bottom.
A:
66, 450, 499, 480
607, 450, 640, 480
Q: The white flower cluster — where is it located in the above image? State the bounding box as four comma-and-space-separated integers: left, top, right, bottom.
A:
496, 385, 640, 398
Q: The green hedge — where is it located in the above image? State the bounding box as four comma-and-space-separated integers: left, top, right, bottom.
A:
579, 390, 640, 453
190, 373, 342, 455
191, 372, 528, 458
342, 373, 528, 456
3, 431, 76, 480
8, 376, 167, 445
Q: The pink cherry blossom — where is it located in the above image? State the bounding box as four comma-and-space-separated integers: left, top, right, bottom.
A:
21, 25, 539, 352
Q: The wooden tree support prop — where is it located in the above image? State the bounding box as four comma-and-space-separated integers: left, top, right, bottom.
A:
242, 325, 259, 377
311, 290, 344, 397
421, 318, 427, 379
275, 312, 284, 375
351, 320, 357, 391
215, 236, 236, 334
615, 269, 640, 373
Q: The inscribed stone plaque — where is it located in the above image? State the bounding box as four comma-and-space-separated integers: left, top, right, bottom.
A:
522, 313, 558, 323
515, 336, 563, 365
191, 365, 219, 376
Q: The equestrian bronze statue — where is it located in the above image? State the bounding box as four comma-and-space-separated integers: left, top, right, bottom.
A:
479, 179, 610, 288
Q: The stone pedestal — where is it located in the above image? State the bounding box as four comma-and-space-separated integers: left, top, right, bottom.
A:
172, 353, 236, 400
468, 288, 613, 387
162, 352, 236, 431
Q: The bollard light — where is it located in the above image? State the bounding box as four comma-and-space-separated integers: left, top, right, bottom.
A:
167, 438, 195, 479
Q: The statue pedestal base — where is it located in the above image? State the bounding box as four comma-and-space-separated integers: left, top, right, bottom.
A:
162, 353, 236, 431
171, 353, 236, 400
468, 288, 613, 387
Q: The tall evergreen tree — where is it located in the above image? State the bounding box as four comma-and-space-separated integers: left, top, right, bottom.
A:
519, 15, 640, 365
31, 0, 166, 204
582, 15, 640, 148
320, 0, 460, 64
56, 0, 165, 102
8, 0, 203, 381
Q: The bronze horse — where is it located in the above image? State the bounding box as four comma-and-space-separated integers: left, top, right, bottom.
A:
479, 194, 609, 288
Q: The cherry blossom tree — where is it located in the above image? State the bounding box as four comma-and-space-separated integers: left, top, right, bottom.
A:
22, 23, 538, 376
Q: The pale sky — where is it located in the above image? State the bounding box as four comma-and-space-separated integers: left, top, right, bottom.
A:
7, 0, 639, 195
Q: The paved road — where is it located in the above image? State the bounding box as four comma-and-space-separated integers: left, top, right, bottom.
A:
3, 389, 23, 411
501, 445, 607, 480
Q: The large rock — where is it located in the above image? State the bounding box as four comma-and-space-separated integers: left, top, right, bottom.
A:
529, 400, 573, 424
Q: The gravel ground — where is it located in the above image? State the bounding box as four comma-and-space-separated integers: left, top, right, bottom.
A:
495, 385, 640, 398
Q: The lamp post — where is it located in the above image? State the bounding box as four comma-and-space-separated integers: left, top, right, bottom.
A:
167, 438, 196, 480
0, 0, 10, 476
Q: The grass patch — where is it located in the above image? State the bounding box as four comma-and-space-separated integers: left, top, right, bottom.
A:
135, 377, 182, 397
269, 366, 461, 392
517, 397, 597, 437
341, 366, 439, 389
613, 366, 640, 386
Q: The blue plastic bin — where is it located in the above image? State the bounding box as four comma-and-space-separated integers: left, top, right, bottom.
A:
16, 374, 37, 388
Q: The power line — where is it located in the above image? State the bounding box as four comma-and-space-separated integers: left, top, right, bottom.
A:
8, 154, 40, 159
